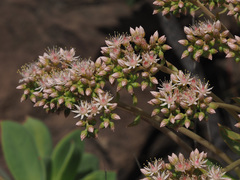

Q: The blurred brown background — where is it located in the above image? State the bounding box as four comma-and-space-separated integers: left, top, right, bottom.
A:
1, 0, 240, 179
0, 0, 166, 179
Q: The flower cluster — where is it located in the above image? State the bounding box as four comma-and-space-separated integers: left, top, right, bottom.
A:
149, 70, 216, 128
152, 0, 227, 18
226, 0, 240, 22
17, 47, 120, 140
179, 20, 240, 62
152, 0, 199, 17
141, 149, 230, 180
97, 26, 171, 103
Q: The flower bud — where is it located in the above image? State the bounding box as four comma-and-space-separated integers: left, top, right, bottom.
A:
162, 44, 172, 51
85, 88, 92, 96
174, 113, 184, 120
200, 103, 207, 109
203, 44, 209, 51
109, 122, 115, 131
198, 112, 205, 121
158, 35, 166, 44
186, 108, 193, 116
161, 108, 169, 115
162, 7, 170, 16
30, 95, 36, 103
150, 77, 158, 84
156, 50, 163, 60
70, 85, 77, 92
121, 79, 128, 87
109, 76, 115, 84
58, 97, 65, 105
235, 35, 240, 44
150, 67, 158, 74
184, 27, 192, 35
187, 45, 194, 52
76, 120, 85, 126
151, 108, 160, 116
178, 39, 188, 46
141, 81, 148, 91
234, 122, 240, 128
50, 102, 55, 109
78, 87, 84, 95
207, 107, 216, 114
111, 113, 121, 120
226, 52, 235, 58
228, 42, 239, 51
80, 130, 88, 141
87, 125, 94, 133
184, 118, 191, 128
160, 119, 169, 127
221, 30, 229, 38
50, 92, 58, 98
196, 39, 204, 46
142, 71, 149, 78
43, 104, 49, 109
178, 1, 184, 8
98, 70, 107, 76
116, 83, 122, 92
181, 50, 189, 59
111, 72, 121, 78
186, 35, 196, 42
65, 81, 72, 87
168, 153, 178, 165
20, 94, 27, 102
16, 84, 26, 89
170, 4, 178, 12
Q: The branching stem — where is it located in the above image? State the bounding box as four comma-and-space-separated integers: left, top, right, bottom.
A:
223, 158, 240, 173
117, 101, 192, 154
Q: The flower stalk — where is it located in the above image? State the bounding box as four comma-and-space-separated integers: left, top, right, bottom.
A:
117, 101, 192, 154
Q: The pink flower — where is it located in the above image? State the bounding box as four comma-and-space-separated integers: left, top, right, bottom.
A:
189, 149, 207, 169
93, 92, 114, 110
207, 166, 229, 180
140, 158, 163, 176
159, 92, 177, 108
124, 53, 142, 69
59, 48, 78, 62
72, 101, 91, 120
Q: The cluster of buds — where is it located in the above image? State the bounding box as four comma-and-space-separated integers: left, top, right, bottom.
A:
141, 149, 230, 180
179, 20, 240, 62
17, 47, 120, 140
98, 26, 171, 104
152, 0, 227, 17
226, 0, 240, 22
148, 70, 217, 128
152, 0, 199, 17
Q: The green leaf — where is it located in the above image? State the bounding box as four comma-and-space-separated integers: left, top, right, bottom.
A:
0, 121, 46, 180
82, 170, 116, 180
51, 130, 84, 180
75, 153, 99, 179
23, 116, 52, 159
218, 124, 240, 155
